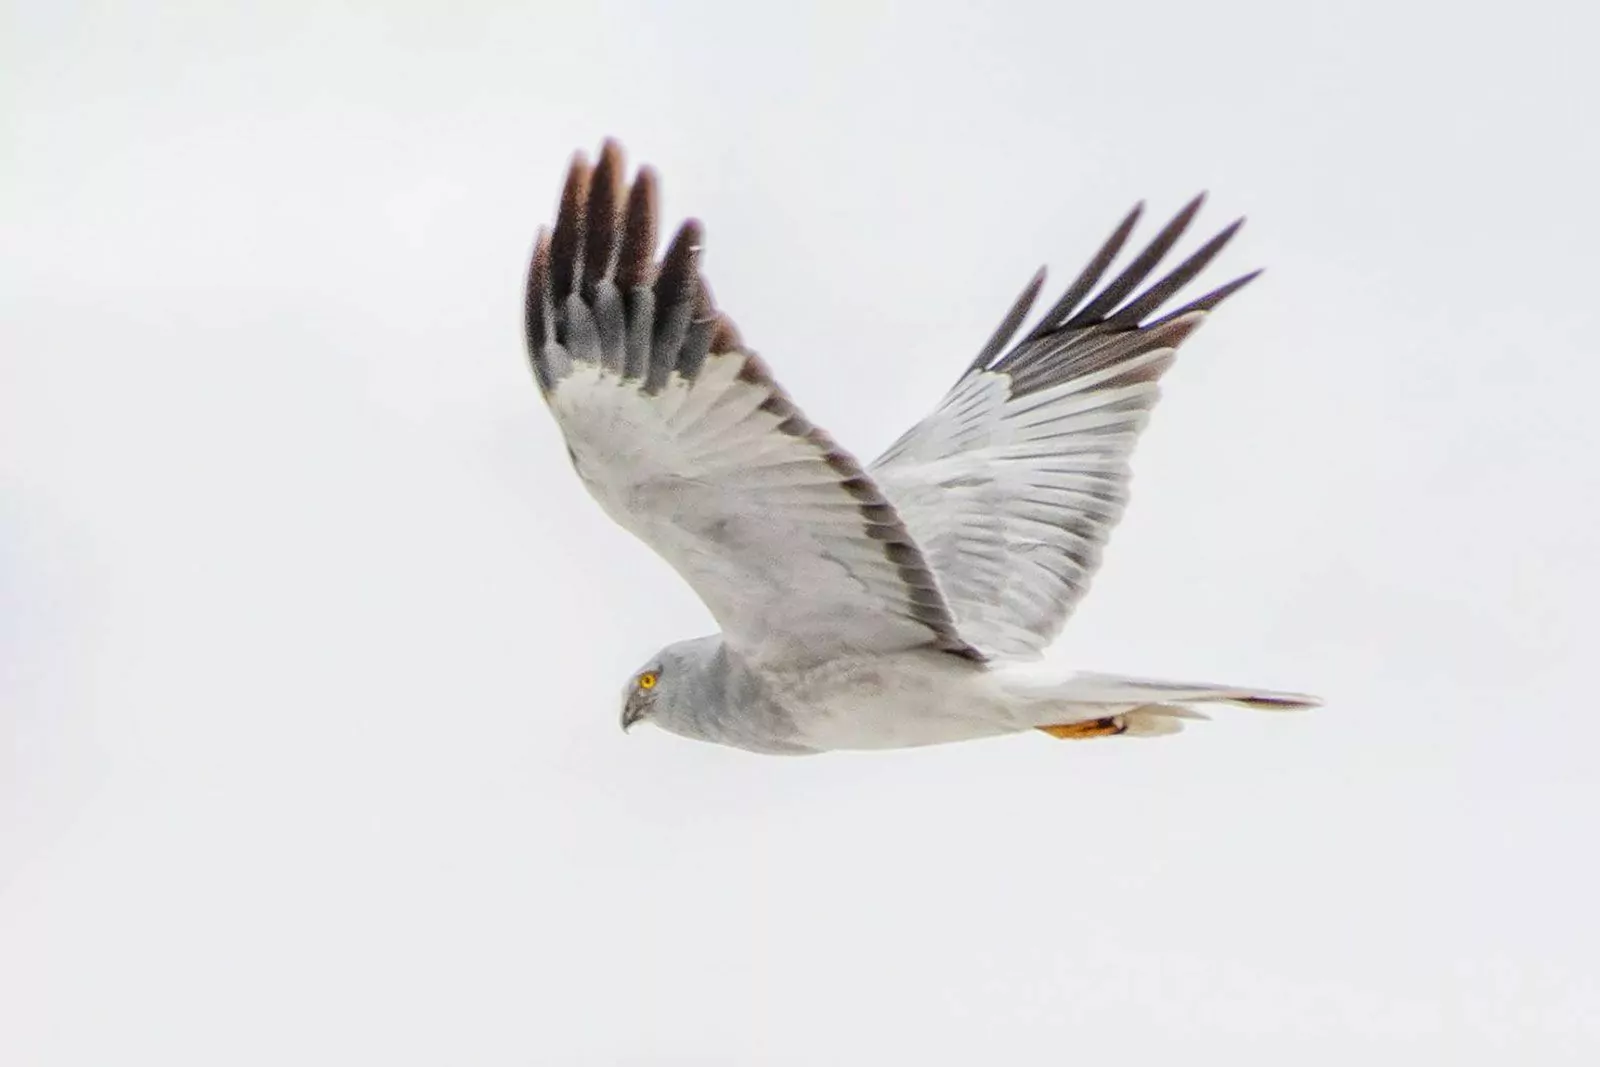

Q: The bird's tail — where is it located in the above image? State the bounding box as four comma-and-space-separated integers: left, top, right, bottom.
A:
996, 669, 1321, 740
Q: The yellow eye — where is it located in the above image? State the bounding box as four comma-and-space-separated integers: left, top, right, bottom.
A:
637, 672, 658, 690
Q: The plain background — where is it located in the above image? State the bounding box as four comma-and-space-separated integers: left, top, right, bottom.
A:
4, 2, 1598, 1064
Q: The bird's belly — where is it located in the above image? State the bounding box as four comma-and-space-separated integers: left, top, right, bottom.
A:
776, 653, 1020, 751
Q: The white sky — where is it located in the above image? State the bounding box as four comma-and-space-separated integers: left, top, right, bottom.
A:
4, 2, 1598, 1064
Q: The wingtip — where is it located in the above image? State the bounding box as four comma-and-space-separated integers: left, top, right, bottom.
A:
664, 217, 707, 265
656, 218, 707, 308
1150, 267, 1264, 325
676, 216, 706, 248
1169, 192, 1207, 231
550, 155, 594, 300
525, 225, 553, 343
560, 150, 594, 209
1112, 201, 1146, 248
1219, 267, 1265, 298
616, 165, 660, 289
967, 265, 1050, 374
1024, 265, 1050, 307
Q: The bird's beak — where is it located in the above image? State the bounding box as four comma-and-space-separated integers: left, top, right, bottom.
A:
620, 700, 645, 733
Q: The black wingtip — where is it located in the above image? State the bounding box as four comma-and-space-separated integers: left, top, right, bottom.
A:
525, 226, 556, 388
965, 192, 1262, 400
550, 154, 592, 303
1104, 214, 1247, 328
1064, 193, 1208, 329
967, 267, 1047, 374
616, 165, 659, 290
1153, 267, 1263, 325
581, 141, 626, 298
1016, 201, 1146, 347
526, 226, 552, 346
656, 218, 705, 311
1117, 201, 1148, 237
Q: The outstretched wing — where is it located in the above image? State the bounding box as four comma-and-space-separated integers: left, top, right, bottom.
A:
526, 142, 979, 668
870, 197, 1258, 660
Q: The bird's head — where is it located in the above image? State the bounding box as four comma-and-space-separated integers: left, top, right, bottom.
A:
619, 658, 665, 732
619, 636, 721, 734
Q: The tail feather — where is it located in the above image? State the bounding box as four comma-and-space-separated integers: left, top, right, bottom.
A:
999, 668, 1320, 741
1043, 670, 1322, 712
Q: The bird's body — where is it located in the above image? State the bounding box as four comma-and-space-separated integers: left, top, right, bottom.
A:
648, 640, 1004, 754
525, 140, 1319, 754
769, 647, 1012, 752
638, 636, 1312, 754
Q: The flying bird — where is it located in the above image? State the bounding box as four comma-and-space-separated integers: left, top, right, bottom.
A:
524, 140, 1318, 754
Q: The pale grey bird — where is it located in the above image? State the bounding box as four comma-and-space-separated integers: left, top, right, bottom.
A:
524, 140, 1319, 754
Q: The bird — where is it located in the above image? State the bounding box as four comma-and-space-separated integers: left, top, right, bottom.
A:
523, 140, 1319, 755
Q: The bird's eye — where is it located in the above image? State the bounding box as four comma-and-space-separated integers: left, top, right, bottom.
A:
637, 672, 658, 690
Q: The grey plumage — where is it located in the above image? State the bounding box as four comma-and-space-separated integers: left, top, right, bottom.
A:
522, 140, 1320, 753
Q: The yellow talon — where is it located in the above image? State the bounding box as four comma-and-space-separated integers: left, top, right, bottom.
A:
1037, 716, 1126, 740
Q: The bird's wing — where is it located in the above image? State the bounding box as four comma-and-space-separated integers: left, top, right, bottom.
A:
526, 143, 979, 669
870, 197, 1257, 660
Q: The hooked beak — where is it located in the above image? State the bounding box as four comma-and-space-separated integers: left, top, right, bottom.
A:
620, 699, 646, 733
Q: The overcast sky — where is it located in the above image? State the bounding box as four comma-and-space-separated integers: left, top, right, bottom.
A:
4, 2, 1598, 1064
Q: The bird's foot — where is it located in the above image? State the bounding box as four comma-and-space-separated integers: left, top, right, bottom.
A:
1037, 716, 1127, 740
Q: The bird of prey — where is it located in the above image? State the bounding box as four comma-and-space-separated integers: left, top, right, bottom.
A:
524, 140, 1318, 754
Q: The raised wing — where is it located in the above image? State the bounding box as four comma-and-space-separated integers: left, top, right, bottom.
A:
526, 142, 979, 668
871, 197, 1258, 660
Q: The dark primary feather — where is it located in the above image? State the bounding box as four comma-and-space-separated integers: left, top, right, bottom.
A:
524, 140, 738, 399
617, 167, 658, 289
969, 268, 1046, 372
1065, 194, 1206, 328
548, 158, 590, 308
973, 194, 1260, 398
580, 144, 623, 300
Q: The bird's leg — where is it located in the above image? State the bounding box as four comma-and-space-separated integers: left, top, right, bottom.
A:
1036, 716, 1126, 740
